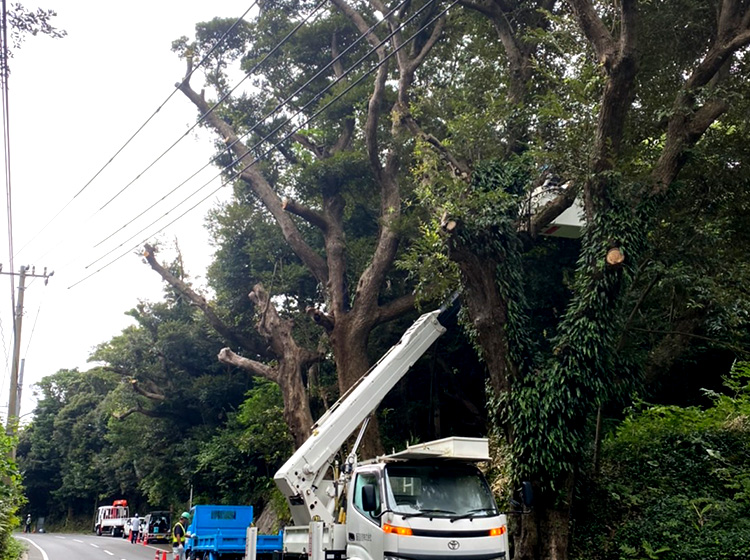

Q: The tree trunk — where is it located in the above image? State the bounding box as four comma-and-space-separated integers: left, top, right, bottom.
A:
514, 475, 574, 560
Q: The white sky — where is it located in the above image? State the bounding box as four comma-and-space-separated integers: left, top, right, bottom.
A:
0, 0, 252, 419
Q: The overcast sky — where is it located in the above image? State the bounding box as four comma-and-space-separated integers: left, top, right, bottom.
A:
0, 0, 251, 418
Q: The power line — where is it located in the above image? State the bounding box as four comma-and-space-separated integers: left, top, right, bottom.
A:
23, 0, 326, 273
12, 1, 260, 260
92, 0, 411, 251
77, 0, 451, 280
0, 0, 19, 363
68, 0, 457, 289
95, 0, 328, 214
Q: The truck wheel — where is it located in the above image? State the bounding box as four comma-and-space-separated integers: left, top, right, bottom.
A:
96, 526, 102, 536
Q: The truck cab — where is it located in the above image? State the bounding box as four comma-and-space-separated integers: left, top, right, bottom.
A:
347, 440, 507, 560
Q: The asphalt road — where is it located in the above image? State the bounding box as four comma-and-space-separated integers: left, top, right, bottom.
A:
16, 533, 172, 560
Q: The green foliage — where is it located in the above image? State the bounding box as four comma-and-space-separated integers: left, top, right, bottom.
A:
509, 182, 654, 489
573, 363, 750, 560
18, 282, 270, 525
0, 431, 24, 560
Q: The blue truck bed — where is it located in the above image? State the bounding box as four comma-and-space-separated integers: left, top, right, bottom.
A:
185, 505, 283, 557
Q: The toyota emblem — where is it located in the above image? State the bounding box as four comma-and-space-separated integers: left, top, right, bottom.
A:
447, 540, 460, 551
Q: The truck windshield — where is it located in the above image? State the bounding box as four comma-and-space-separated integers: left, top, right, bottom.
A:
383, 463, 498, 518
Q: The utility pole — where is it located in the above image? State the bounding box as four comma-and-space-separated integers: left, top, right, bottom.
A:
2, 265, 53, 455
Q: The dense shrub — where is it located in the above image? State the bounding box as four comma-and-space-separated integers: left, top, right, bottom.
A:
0, 432, 24, 560
573, 362, 750, 560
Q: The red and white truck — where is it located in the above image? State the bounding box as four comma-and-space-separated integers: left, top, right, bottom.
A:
94, 499, 129, 537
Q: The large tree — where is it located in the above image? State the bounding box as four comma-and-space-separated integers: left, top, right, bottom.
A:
137, 1, 750, 558
145, 0, 449, 455
401, 1, 750, 558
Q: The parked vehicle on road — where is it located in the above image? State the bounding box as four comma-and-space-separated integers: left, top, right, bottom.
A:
94, 499, 129, 537
184, 505, 282, 559
273, 298, 526, 560
141, 510, 171, 544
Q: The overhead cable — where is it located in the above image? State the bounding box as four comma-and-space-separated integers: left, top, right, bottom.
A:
91, 0, 427, 255
68, 0, 458, 289
95, 0, 328, 213
1, 0, 18, 319
13, 1, 260, 259
92, 0, 412, 250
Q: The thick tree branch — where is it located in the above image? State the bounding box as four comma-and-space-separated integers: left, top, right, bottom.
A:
291, 132, 327, 159
129, 379, 167, 402
249, 284, 321, 367
400, 113, 470, 177
651, 16, 750, 194
142, 244, 266, 357
567, 0, 617, 67
306, 306, 335, 333
374, 293, 418, 325
218, 347, 277, 381
112, 403, 163, 421
177, 74, 329, 284
282, 197, 328, 232
405, 16, 445, 75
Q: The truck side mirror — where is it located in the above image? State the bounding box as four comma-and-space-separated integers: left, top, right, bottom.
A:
361, 484, 378, 512
521, 481, 534, 508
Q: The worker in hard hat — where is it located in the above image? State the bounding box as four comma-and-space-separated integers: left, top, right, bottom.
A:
130, 513, 141, 543
172, 511, 190, 560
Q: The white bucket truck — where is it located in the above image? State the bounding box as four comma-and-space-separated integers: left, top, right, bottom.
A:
274, 297, 512, 560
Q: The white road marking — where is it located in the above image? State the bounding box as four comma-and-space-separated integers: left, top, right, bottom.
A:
15, 537, 50, 560
54, 536, 66, 539
90, 542, 100, 548
104, 550, 114, 556
73, 539, 84, 543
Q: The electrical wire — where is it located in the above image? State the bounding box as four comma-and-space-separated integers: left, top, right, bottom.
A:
88, 0, 436, 261
68, 0, 458, 289
1, 0, 18, 337
79, 0, 450, 276
92, 0, 412, 251
95, 0, 328, 214
12, 1, 260, 259
22, 0, 325, 271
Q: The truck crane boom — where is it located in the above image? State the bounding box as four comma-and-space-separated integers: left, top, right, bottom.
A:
274, 297, 459, 526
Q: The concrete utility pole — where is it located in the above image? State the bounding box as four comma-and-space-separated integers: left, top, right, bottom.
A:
2, 265, 53, 454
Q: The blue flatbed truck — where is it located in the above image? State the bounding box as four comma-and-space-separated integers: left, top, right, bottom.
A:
184, 505, 283, 560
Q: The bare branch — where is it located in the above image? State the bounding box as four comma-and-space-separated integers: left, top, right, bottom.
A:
112, 402, 163, 420
129, 379, 166, 402
282, 197, 329, 231
306, 306, 335, 333
176, 81, 329, 284
405, 16, 445, 75
567, 0, 617, 67
142, 244, 266, 357
400, 112, 470, 177
374, 293, 418, 325
218, 347, 277, 381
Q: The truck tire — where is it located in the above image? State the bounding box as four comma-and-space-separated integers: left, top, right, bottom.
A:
96, 525, 102, 536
